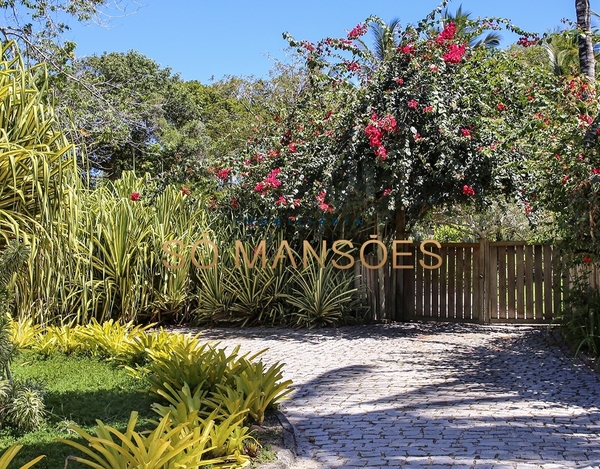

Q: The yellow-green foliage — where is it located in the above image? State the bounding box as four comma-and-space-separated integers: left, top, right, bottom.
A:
13, 172, 212, 325
59, 411, 247, 469
0, 41, 75, 240
8, 318, 41, 349
0, 444, 44, 469
8, 319, 292, 465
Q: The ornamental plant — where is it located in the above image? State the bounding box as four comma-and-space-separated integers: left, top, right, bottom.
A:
223, 3, 548, 243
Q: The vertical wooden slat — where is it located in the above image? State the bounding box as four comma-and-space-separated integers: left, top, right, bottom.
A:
507, 245, 516, 320
543, 245, 553, 322
456, 247, 464, 320
448, 247, 456, 320
479, 239, 490, 324
423, 251, 432, 318
473, 242, 482, 323
498, 246, 507, 321
488, 244, 498, 323
432, 246, 440, 318
464, 247, 472, 320
553, 247, 562, 319
516, 245, 525, 319
534, 245, 543, 320
416, 247, 424, 318
525, 245, 534, 319
440, 246, 447, 319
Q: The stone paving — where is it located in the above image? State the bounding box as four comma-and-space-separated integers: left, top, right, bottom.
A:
185, 323, 600, 468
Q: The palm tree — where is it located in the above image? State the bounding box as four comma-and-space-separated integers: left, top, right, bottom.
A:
370, 18, 402, 62
441, 5, 501, 48
544, 31, 581, 76
576, 0, 596, 83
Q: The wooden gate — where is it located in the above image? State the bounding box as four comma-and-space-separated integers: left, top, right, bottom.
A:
356, 241, 568, 324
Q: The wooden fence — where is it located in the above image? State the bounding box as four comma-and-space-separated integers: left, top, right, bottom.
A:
355, 240, 569, 324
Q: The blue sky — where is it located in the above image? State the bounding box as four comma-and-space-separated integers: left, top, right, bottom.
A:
65, 0, 577, 83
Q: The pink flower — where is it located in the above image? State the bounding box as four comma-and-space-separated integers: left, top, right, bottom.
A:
462, 185, 475, 196
346, 61, 361, 72
525, 202, 533, 214
400, 43, 414, 54
181, 186, 191, 196
293, 198, 301, 207
276, 196, 287, 206
408, 100, 419, 109
423, 106, 434, 113
231, 197, 239, 209
435, 22, 457, 44
442, 43, 466, 64
365, 124, 383, 147
348, 23, 368, 39
593, 168, 600, 174
130, 192, 140, 201
268, 149, 280, 157
382, 188, 392, 197
217, 168, 232, 181
394, 77, 404, 85
561, 175, 570, 185
579, 114, 594, 125
374, 146, 387, 160
429, 65, 439, 72
584, 256, 592, 264
497, 103, 506, 111
380, 114, 397, 132
460, 128, 472, 138
288, 143, 297, 153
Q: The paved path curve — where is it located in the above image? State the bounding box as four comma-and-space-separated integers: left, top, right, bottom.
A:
181, 323, 600, 469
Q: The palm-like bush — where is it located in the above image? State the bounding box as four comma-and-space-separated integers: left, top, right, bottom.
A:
0, 40, 74, 240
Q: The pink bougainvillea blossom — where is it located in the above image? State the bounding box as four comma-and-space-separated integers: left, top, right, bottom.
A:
254, 168, 282, 194
130, 192, 140, 201
181, 186, 191, 196
408, 99, 419, 109
374, 146, 388, 161
316, 191, 334, 212
435, 22, 457, 44
442, 43, 466, 64
382, 188, 392, 197
348, 23, 368, 39
584, 256, 592, 264
399, 43, 414, 54
497, 103, 506, 111
394, 77, 404, 85
276, 195, 287, 206
460, 128, 472, 138
217, 168, 232, 181
346, 61, 361, 72
462, 185, 475, 196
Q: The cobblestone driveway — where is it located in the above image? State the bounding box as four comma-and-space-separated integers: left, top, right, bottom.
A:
187, 323, 600, 469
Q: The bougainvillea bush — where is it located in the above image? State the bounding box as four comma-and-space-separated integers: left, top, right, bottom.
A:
218, 5, 569, 245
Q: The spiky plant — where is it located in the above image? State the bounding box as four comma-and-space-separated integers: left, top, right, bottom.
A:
0, 41, 75, 240
0, 240, 29, 380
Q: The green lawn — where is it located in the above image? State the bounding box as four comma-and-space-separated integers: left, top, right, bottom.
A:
0, 351, 155, 469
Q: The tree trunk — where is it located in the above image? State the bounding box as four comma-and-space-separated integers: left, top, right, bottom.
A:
576, 0, 596, 83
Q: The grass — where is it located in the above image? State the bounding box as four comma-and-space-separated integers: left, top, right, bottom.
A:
0, 350, 155, 469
